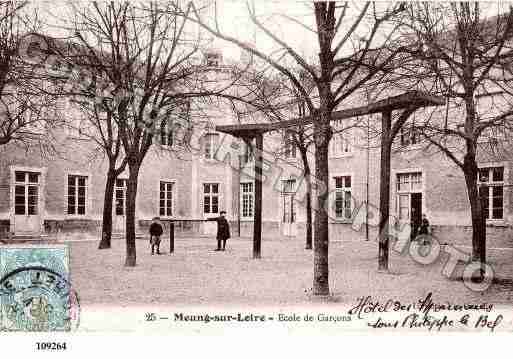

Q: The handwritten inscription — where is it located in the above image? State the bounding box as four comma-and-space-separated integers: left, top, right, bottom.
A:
349, 292, 502, 332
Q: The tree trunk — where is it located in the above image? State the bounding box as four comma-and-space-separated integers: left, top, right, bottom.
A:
98, 169, 116, 249
462, 96, 486, 278
125, 162, 140, 267
253, 133, 263, 259
299, 146, 313, 250
313, 118, 330, 295
305, 166, 313, 250
378, 111, 392, 272
463, 153, 486, 268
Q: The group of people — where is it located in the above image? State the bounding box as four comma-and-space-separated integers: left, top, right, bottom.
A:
149, 208, 430, 253
148, 211, 231, 255
149, 209, 430, 254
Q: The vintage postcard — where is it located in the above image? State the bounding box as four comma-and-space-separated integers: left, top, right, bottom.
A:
1, 0, 513, 355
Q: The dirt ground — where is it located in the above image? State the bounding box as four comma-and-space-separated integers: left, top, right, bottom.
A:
68, 235, 513, 307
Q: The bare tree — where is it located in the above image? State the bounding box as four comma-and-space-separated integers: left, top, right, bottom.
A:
246, 68, 364, 251
279, 71, 316, 250
18, 27, 131, 250
189, 1, 405, 295
66, 1, 203, 266
290, 104, 315, 250
68, 98, 128, 250
63, 0, 272, 262
0, 1, 58, 150
395, 2, 513, 274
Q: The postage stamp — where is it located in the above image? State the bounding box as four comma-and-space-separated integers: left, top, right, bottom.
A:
0, 245, 80, 332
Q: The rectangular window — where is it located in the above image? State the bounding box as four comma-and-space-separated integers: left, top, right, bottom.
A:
115, 179, 127, 216
203, 183, 219, 214
14, 171, 40, 216
397, 172, 422, 193
15, 171, 26, 183
411, 172, 422, 191
400, 125, 419, 146
241, 182, 254, 218
478, 167, 504, 220
205, 52, 221, 67
334, 176, 352, 219
15, 184, 26, 215
204, 133, 219, 159
396, 172, 423, 221
397, 173, 410, 191
331, 132, 352, 157
159, 181, 173, 217
241, 141, 253, 165
282, 179, 296, 193
160, 118, 174, 147
282, 179, 296, 223
67, 175, 88, 215
284, 131, 297, 158
398, 194, 409, 220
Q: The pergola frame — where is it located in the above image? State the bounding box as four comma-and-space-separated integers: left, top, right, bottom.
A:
216, 91, 444, 263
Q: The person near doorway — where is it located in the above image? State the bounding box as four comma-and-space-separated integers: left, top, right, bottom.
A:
206, 210, 230, 251
417, 214, 431, 245
410, 207, 421, 241
149, 217, 163, 255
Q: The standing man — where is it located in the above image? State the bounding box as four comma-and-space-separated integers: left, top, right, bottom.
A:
149, 217, 164, 255
207, 210, 230, 251
417, 213, 431, 245
410, 207, 420, 242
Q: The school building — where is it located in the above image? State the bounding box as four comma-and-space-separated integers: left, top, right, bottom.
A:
1, 44, 513, 249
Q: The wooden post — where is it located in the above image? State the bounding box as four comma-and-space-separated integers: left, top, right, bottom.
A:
378, 110, 392, 272
253, 132, 263, 259
169, 222, 174, 254
238, 151, 242, 237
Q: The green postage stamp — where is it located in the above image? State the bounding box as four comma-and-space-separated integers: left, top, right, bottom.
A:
0, 245, 80, 332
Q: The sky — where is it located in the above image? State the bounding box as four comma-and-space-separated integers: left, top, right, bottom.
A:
29, 0, 381, 63
26, 0, 513, 73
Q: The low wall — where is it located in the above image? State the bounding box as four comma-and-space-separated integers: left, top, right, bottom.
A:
138, 219, 204, 237
43, 219, 102, 240
0, 220, 9, 239
329, 222, 380, 242
432, 224, 513, 248
237, 221, 281, 238
1, 218, 511, 248
329, 222, 513, 248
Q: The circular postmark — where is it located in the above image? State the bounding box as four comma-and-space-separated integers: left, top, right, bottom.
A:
0, 266, 80, 332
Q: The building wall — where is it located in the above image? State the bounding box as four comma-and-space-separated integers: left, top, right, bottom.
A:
326, 122, 513, 248
136, 148, 193, 220
0, 133, 196, 238
2, 114, 513, 249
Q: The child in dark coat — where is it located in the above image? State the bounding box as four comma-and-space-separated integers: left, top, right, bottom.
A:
207, 210, 230, 251
149, 217, 163, 255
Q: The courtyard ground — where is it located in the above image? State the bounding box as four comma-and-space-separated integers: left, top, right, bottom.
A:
68, 235, 513, 307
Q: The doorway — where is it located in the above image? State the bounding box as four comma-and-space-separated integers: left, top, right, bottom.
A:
113, 178, 127, 233
281, 179, 297, 237
202, 183, 220, 235
396, 171, 423, 239
410, 193, 422, 239
13, 171, 41, 235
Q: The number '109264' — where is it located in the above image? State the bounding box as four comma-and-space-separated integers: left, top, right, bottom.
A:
36, 342, 67, 350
